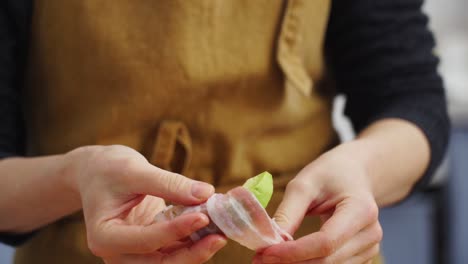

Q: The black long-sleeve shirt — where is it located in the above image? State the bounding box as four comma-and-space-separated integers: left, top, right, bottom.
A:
0, 0, 450, 246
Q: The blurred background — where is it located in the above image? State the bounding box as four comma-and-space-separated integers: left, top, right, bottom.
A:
1, 0, 467, 263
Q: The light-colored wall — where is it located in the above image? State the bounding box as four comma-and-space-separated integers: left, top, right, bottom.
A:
0, 244, 13, 264
424, 0, 468, 126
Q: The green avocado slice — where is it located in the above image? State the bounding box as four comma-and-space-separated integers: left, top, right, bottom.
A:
242, 171, 273, 208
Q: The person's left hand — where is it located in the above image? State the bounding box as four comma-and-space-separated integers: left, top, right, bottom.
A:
253, 142, 383, 264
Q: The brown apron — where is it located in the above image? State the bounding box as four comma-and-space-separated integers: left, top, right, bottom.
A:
15, 0, 381, 263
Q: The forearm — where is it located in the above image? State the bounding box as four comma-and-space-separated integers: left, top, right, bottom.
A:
325, 0, 447, 207
0, 154, 80, 233
345, 118, 430, 206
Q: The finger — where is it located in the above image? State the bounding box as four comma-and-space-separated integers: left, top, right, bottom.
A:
112, 235, 227, 264
262, 226, 382, 263
291, 223, 381, 264
131, 165, 214, 204
163, 234, 227, 264
273, 177, 320, 234
89, 212, 209, 256
346, 244, 380, 264
330, 222, 382, 263
262, 197, 377, 263
159, 238, 193, 254
269, 244, 380, 264
260, 231, 336, 263
319, 196, 378, 249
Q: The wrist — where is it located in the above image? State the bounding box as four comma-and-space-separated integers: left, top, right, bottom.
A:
62, 146, 96, 207
326, 140, 381, 198
350, 119, 428, 206
344, 139, 379, 186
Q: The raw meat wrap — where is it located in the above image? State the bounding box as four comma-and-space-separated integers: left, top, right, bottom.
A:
155, 185, 293, 250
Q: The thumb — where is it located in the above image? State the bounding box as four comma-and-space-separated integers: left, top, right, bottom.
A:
274, 179, 318, 234
131, 166, 214, 205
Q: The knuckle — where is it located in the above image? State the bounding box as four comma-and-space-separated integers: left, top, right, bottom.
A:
273, 210, 291, 226
373, 223, 384, 243
96, 145, 145, 170
103, 144, 136, 154
170, 219, 192, 239
286, 179, 311, 195
161, 171, 189, 194
362, 200, 379, 222
318, 234, 336, 257
73, 145, 100, 157
285, 179, 299, 192
102, 156, 143, 181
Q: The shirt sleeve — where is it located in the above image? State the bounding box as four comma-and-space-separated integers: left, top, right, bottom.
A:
325, 0, 450, 190
0, 0, 35, 246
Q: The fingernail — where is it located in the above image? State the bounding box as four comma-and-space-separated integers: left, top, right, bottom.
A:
262, 255, 280, 263
211, 239, 227, 251
191, 182, 214, 200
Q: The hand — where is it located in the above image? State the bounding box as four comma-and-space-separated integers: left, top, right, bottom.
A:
65, 145, 227, 264
254, 142, 383, 264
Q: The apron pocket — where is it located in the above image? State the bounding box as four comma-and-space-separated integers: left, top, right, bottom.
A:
149, 120, 193, 175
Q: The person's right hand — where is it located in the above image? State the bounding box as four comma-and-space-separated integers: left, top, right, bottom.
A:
64, 145, 226, 264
